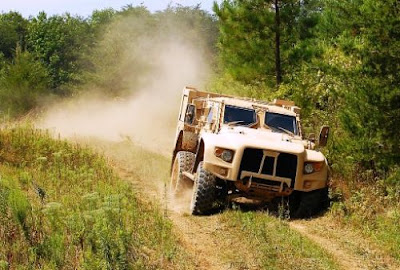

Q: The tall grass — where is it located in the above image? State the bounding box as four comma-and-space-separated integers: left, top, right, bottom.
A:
0, 126, 191, 269
330, 177, 400, 260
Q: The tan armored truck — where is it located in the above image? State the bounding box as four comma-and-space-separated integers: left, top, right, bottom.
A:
171, 86, 330, 217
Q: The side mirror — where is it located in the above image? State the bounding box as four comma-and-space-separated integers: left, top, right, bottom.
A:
308, 133, 316, 143
184, 104, 196, 125
318, 126, 330, 147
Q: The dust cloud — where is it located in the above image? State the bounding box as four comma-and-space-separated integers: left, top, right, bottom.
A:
37, 17, 211, 156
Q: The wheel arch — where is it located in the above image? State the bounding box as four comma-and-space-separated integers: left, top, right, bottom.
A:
193, 139, 205, 174
171, 130, 184, 174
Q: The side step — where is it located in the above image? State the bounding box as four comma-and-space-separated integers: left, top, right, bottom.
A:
183, 171, 196, 181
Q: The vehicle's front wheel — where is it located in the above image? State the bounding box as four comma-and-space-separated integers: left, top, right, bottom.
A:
170, 151, 195, 197
190, 162, 217, 215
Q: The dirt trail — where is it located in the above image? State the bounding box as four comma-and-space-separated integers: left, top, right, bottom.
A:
290, 217, 400, 270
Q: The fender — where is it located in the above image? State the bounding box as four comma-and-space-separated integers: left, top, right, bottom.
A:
171, 130, 199, 174
193, 139, 204, 173
170, 130, 183, 174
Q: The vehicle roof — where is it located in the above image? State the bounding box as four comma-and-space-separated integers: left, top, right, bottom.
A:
209, 97, 297, 117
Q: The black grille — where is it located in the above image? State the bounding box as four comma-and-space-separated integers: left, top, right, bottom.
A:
239, 148, 298, 188
240, 148, 263, 173
261, 156, 274, 175
276, 153, 297, 188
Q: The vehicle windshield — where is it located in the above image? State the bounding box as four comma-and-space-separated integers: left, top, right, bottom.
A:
265, 112, 298, 135
224, 105, 256, 126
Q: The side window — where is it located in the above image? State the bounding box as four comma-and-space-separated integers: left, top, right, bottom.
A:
184, 104, 196, 124
207, 107, 213, 123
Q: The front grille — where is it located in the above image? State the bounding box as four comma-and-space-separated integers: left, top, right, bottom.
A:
239, 148, 298, 188
261, 156, 274, 175
276, 153, 297, 187
240, 148, 263, 173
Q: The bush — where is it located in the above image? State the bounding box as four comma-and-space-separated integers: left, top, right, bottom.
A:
0, 47, 50, 117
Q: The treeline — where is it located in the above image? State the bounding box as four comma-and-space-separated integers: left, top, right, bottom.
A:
213, 0, 400, 184
0, 5, 217, 116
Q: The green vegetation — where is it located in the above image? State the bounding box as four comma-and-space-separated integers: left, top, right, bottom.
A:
0, 126, 191, 269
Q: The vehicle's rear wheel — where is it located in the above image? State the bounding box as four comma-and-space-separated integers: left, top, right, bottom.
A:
190, 162, 217, 215
170, 151, 195, 197
289, 187, 329, 218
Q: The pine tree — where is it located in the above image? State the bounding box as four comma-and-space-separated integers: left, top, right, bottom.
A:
214, 0, 322, 88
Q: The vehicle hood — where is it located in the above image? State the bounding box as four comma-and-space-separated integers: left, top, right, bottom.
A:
201, 126, 306, 154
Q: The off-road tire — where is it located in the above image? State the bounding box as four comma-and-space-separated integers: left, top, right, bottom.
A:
170, 151, 195, 197
190, 162, 217, 215
289, 187, 330, 219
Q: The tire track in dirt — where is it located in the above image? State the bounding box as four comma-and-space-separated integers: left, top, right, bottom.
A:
290, 217, 400, 270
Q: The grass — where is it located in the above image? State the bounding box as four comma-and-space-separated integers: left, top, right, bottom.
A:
0, 125, 191, 269
219, 210, 339, 270
329, 178, 400, 261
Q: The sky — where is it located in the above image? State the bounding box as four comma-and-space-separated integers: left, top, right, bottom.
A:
0, 0, 221, 18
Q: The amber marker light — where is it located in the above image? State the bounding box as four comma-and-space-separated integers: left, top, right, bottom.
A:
304, 161, 324, 174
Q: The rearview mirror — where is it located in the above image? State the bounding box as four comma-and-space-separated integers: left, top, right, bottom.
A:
318, 126, 330, 147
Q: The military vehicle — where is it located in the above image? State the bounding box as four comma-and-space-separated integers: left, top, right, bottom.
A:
171, 87, 330, 217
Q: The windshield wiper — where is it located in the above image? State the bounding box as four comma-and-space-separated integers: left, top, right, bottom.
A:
277, 127, 294, 136
265, 125, 294, 136
227, 120, 246, 126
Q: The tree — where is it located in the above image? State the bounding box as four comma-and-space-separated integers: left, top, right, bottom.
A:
90, 8, 116, 33
0, 46, 50, 116
27, 12, 91, 93
0, 12, 28, 59
156, 4, 218, 60
322, 0, 400, 172
214, 0, 322, 88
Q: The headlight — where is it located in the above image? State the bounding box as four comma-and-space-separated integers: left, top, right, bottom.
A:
214, 147, 234, 163
304, 162, 324, 174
